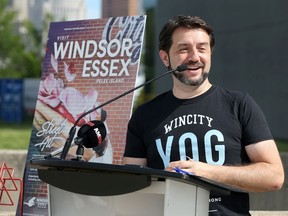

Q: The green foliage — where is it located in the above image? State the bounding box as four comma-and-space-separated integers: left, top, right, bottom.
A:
0, 0, 42, 78
133, 8, 156, 110
143, 8, 155, 96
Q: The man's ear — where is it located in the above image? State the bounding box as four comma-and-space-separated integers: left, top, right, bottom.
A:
159, 50, 169, 67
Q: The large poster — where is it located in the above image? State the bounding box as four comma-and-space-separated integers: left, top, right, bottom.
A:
20, 15, 146, 216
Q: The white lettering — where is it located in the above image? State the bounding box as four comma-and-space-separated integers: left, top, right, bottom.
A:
164, 114, 213, 134
81, 59, 131, 78
85, 40, 97, 58
156, 129, 225, 167
53, 38, 133, 59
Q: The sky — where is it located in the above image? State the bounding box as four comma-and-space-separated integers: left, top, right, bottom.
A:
86, 0, 102, 19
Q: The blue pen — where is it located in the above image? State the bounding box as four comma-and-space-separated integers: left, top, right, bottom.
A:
173, 167, 193, 175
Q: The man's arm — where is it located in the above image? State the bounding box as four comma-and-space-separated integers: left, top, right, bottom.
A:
122, 157, 147, 166
168, 140, 284, 192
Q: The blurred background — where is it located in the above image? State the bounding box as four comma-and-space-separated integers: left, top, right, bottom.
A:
0, 0, 287, 151
0, 0, 287, 212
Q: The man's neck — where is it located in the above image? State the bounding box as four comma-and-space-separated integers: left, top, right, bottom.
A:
172, 80, 212, 99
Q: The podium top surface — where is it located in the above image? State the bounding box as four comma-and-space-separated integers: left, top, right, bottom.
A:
29, 159, 235, 196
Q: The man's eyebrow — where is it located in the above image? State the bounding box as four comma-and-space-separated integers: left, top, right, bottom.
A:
177, 43, 188, 47
197, 42, 210, 46
177, 42, 210, 47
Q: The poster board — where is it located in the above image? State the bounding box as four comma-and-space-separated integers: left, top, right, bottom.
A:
19, 15, 146, 216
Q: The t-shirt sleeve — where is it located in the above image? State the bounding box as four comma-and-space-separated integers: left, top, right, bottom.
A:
123, 108, 147, 158
239, 93, 273, 146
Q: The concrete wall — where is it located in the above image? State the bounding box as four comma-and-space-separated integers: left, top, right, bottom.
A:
154, 0, 288, 140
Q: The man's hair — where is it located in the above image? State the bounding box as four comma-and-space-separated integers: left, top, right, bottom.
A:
158, 15, 215, 53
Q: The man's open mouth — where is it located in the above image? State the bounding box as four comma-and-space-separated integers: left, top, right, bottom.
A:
187, 66, 202, 70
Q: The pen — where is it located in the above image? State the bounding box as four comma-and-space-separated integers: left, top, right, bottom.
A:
173, 167, 193, 175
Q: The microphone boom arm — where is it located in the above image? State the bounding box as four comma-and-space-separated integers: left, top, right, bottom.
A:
54, 64, 187, 160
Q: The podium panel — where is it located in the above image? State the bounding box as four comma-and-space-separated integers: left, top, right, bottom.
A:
164, 180, 209, 216
49, 182, 164, 216
28, 159, 231, 216
49, 179, 209, 216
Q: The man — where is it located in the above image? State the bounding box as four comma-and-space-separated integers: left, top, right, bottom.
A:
123, 15, 284, 215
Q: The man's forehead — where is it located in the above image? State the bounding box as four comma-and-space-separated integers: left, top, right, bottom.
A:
172, 28, 210, 45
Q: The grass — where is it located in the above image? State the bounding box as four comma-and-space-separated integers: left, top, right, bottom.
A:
0, 118, 33, 150
0, 118, 288, 152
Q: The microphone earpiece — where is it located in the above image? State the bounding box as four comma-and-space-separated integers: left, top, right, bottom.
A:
176, 64, 188, 72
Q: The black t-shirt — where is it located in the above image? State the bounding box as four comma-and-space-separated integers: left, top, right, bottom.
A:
124, 85, 273, 216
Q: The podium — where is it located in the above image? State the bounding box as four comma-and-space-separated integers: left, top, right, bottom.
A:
29, 159, 232, 216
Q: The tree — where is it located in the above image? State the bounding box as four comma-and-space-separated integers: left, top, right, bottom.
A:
134, 8, 156, 109
0, 0, 42, 78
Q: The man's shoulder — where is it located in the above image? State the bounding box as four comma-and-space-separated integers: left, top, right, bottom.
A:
137, 91, 172, 110
214, 85, 248, 102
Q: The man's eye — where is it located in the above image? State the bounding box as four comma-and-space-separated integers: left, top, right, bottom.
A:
179, 48, 188, 52
198, 47, 208, 52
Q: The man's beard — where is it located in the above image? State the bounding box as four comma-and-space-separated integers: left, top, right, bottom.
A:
172, 70, 209, 86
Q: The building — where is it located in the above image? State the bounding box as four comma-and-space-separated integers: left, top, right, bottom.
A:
8, 0, 87, 33
51, 0, 86, 22
102, 0, 142, 18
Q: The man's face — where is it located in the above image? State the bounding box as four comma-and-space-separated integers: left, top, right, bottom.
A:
160, 27, 212, 86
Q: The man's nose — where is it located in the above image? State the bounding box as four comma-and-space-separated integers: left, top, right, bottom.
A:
188, 48, 200, 62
